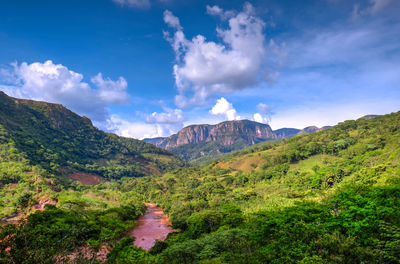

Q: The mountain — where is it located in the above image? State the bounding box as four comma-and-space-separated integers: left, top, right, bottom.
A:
161, 120, 276, 148
145, 120, 333, 161
273, 128, 301, 138
0, 91, 183, 181
273, 126, 333, 138
147, 120, 277, 161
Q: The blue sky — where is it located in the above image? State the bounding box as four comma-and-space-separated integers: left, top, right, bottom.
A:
0, 0, 399, 139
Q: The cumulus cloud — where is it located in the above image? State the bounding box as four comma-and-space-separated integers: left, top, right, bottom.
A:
91, 73, 128, 104
112, 0, 150, 9
106, 105, 185, 139
253, 103, 271, 124
164, 3, 281, 108
210, 97, 241, 121
206, 5, 235, 20
108, 113, 182, 139
107, 115, 162, 139
146, 108, 184, 124
0, 60, 129, 123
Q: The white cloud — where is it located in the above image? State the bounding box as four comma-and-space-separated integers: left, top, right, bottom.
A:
107, 115, 162, 139
108, 114, 182, 139
146, 108, 184, 124
206, 5, 235, 20
112, 0, 150, 9
253, 113, 266, 123
163, 10, 182, 30
253, 103, 271, 123
210, 97, 240, 121
91, 73, 128, 104
0, 60, 129, 123
108, 105, 184, 139
164, 3, 281, 108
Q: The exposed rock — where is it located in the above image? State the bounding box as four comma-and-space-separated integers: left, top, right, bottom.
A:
153, 120, 276, 149
143, 119, 333, 161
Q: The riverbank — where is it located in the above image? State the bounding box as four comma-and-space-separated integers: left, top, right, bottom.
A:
129, 203, 174, 250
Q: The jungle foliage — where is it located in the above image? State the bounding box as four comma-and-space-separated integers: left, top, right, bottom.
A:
1, 94, 400, 263
119, 111, 400, 263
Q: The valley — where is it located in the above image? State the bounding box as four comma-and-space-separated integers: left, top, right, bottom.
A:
0, 93, 400, 263
1, 0, 399, 263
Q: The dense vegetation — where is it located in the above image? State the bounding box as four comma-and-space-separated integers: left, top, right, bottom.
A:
0, 91, 184, 181
1, 95, 400, 263
0, 121, 146, 262
113, 111, 400, 263
169, 139, 262, 164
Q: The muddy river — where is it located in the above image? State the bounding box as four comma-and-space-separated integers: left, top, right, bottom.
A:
129, 203, 174, 251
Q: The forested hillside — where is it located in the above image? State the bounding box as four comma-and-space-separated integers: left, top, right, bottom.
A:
1, 107, 400, 263
112, 111, 400, 263
0, 92, 181, 263
0, 91, 184, 181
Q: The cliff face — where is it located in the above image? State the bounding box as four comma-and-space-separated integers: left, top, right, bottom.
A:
154, 120, 276, 149
143, 119, 333, 161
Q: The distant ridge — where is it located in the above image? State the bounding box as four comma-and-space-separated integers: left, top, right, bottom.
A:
144, 119, 331, 161
273, 128, 301, 138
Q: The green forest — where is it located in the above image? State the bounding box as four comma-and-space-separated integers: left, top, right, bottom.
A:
1, 92, 400, 263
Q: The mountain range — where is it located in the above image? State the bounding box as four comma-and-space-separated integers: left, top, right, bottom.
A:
144, 120, 332, 161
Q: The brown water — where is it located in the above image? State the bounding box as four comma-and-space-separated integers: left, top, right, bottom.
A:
129, 203, 174, 251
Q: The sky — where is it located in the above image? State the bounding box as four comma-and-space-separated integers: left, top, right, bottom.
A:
0, 0, 399, 139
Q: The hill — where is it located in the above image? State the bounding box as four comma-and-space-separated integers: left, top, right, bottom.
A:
0, 91, 184, 181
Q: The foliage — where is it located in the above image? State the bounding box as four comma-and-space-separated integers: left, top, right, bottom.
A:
0, 91, 184, 181
2, 92, 400, 264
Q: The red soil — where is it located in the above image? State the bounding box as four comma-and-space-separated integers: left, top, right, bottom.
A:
69, 172, 104, 185
129, 203, 174, 251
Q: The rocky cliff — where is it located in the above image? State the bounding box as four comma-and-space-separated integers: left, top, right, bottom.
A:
143, 119, 333, 161
149, 120, 277, 149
